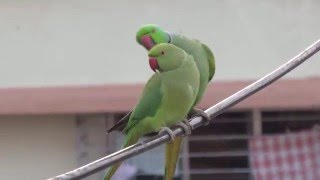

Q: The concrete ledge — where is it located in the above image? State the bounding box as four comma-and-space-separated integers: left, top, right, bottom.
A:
0, 77, 319, 115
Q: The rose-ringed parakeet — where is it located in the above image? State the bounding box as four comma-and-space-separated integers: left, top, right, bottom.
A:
136, 24, 216, 180
108, 25, 215, 133
104, 43, 200, 180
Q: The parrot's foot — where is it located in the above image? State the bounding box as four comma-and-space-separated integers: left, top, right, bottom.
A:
189, 107, 211, 126
159, 127, 175, 142
177, 119, 192, 136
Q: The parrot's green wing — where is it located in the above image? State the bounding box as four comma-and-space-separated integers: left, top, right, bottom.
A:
201, 43, 216, 82
123, 74, 163, 133
107, 74, 163, 135
107, 110, 132, 133
105, 74, 163, 180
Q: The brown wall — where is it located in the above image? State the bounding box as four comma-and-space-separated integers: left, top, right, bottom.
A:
0, 78, 319, 115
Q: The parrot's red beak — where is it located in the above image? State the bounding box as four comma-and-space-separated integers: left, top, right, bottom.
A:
141, 35, 155, 50
148, 57, 159, 72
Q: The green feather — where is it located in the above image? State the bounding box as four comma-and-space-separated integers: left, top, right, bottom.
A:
202, 43, 216, 81
164, 137, 183, 180
123, 75, 162, 133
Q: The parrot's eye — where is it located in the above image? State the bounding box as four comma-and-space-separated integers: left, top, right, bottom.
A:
161, 51, 165, 55
152, 29, 156, 33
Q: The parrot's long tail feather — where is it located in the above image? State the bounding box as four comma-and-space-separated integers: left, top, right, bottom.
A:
104, 132, 139, 180
164, 137, 183, 180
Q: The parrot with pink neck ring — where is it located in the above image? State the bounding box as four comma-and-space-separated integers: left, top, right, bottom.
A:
136, 24, 215, 180
104, 43, 200, 180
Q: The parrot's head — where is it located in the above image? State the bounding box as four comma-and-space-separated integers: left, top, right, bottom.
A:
148, 43, 185, 73
136, 24, 171, 50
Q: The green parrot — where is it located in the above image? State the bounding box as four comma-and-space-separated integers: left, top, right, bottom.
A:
107, 25, 215, 133
104, 43, 200, 180
136, 24, 216, 180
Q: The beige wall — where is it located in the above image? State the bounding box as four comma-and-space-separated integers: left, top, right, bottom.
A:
0, 0, 319, 88
0, 0, 319, 179
0, 115, 77, 180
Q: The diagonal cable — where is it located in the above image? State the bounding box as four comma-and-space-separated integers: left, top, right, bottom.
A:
49, 39, 320, 180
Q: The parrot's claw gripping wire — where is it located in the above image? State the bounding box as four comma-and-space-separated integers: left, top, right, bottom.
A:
177, 119, 192, 136
158, 127, 175, 142
191, 107, 211, 126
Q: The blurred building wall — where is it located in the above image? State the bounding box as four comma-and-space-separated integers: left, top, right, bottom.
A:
0, 0, 319, 88
0, 114, 110, 180
0, 115, 77, 179
0, 0, 320, 179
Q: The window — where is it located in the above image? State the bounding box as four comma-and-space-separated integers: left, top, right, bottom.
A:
107, 110, 320, 180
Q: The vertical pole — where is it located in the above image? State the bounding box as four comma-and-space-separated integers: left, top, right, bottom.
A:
75, 114, 108, 180
249, 109, 262, 180
252, 109, 262, 135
